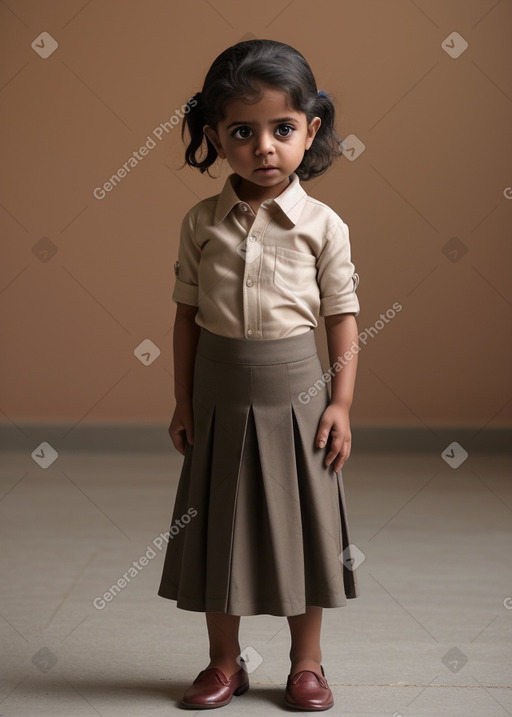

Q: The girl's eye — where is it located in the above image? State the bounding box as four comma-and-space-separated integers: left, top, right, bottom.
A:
276, 124, 294, 137
232, 126, 252, 139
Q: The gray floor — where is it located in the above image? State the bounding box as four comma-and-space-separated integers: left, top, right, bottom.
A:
1, 447, 511, 716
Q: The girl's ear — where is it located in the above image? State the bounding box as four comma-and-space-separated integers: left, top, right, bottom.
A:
203, 125, 226, 159
305, 116, 322, 150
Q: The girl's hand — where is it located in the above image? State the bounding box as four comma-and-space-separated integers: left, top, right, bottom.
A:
169, 401, 194, 455
316, 403, 352, 472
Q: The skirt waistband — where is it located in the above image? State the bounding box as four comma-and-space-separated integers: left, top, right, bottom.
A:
197, 328, 318, 366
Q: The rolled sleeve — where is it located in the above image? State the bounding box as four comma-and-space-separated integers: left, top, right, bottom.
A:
172, 209, 200, 306
317, 219, 360, 317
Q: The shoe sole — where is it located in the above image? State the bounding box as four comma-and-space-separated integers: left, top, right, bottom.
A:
180, 682, 249, 710
284, 696, 334, 711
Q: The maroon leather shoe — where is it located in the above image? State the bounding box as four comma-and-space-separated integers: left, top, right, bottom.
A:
181, 666, 249, 709
285, 666, 334, 711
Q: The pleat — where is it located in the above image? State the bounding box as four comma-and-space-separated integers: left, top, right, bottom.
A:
228, 362, 307, 615
205, 395, 251, 611
291, 405, 359, 604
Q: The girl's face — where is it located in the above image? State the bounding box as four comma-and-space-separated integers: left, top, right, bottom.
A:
203, 86, 321, 199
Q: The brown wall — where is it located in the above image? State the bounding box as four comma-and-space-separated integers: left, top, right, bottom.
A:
1, 0, 511, 430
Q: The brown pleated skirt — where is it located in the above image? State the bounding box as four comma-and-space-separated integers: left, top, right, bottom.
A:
157, 328, 360, 616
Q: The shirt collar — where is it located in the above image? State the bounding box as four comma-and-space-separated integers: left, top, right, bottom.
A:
213, 172, 307, 226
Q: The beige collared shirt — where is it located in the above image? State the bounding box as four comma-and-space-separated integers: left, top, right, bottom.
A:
173, 172, 360, 339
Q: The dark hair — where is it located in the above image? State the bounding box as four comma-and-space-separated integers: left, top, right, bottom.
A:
182, 39, 342, 181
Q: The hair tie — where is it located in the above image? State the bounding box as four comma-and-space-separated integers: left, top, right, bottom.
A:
317, 90, 329, 99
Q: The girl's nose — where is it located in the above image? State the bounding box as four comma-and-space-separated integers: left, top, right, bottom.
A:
255, 133, 274, 155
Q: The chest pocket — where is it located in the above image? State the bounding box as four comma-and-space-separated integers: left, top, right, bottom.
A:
272, 246, 319, 308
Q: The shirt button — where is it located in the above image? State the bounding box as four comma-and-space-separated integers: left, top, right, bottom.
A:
240, 204, 248, 212
248, 235, 256, 242
246, 279, 253, 287
247, 329, 253, 336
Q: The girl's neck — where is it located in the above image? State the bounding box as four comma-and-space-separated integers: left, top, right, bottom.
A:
235, 175, 291, 213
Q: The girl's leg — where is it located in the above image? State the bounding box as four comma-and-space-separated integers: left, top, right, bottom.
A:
205, 612, 242, 678
287, 606, 323, 674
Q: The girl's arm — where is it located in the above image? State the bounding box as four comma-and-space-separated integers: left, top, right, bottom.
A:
168, 302, 200, 454
316, 313, 359, 472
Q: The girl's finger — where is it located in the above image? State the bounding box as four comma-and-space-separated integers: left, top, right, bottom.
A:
333, 452, 345, 472
170, 426, 186, 455
172, 437, 185, 455
316, 410, 336, 448
325, 433, 343, 464
324, 443, 339, 467
333, 439, 351, 472
316, 424, 331, 448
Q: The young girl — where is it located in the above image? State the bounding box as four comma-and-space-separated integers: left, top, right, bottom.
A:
158, 39, 360, 712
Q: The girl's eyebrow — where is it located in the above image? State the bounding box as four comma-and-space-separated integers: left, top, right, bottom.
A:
226, 116, 297, 129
